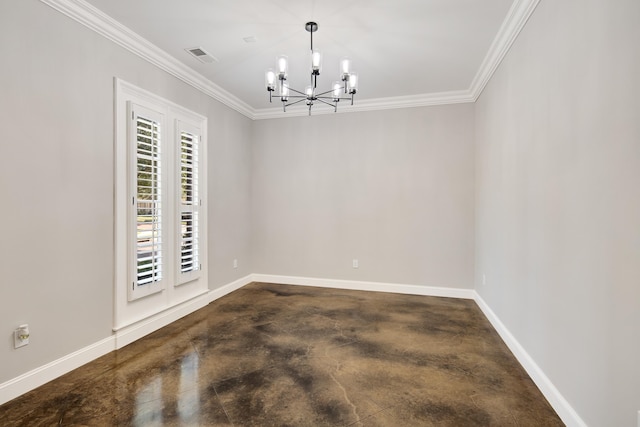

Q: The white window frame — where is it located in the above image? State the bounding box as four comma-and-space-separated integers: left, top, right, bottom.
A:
114, 79, 208, 331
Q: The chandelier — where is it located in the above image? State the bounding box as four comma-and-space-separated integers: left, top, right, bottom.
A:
264, 22, 359, 115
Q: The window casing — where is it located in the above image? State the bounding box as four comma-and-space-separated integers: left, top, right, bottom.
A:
115, 79, 207, 330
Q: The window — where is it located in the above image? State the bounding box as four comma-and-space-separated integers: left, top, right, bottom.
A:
129, 104, 166, 299
177, 122, 201, 284
115, 79, 207, 330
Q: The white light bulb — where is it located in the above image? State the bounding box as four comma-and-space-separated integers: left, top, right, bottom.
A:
280, 82, 289, 101
348, 73, 358, 93
332, 81, 341, 99
340, 58, 351, 76
276, 55, 288, 78
311, 50, 322, 73
265, 69, 276, 89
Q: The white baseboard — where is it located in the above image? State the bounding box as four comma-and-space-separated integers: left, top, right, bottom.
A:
0, 273, 585, 427
256, 275, 585, 426
114, 275, 254, 349
114, 290, 211, 349
474, 293, 587, 427
0, 274, 254, 406
251, 273, 476, 299
209, 274, 254, 303
0, 336, 115, 405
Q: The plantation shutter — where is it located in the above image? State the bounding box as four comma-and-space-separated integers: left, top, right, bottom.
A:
129, 104, 166, 299
177, 123, 201, 284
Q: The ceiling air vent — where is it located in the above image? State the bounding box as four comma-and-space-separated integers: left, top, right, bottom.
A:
185, 47, 218, 64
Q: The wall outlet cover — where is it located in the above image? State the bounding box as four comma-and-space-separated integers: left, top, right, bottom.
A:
14, 324, 30, 349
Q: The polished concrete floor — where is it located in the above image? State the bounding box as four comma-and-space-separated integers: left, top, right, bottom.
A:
0, 282, 563, 426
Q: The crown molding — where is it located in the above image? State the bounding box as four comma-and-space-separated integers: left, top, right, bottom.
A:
252, 90, 475, 120
251, 0, 540, 119
41, 0, 539, 121
468, 0, 541, 101
40, 0, 255, 119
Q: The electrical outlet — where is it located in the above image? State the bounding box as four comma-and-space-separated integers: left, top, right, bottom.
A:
14, 324, 30, 349
482, 274, 486, 285
233, 259, 238, 269
352, 259, 359, 269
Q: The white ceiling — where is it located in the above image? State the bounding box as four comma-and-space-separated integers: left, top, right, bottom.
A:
78, 0, 522, 116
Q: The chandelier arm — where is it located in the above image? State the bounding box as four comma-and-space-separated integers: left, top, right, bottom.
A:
315, 98, 337, 108
284, 98, 308, 108
286, 87, 308, 96
315, 87, 343, 97
316, 96, 351, 101
273, 95, 307, 100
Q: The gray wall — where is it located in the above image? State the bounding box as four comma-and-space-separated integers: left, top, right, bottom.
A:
0, 0, 253, 384
251, 106, 475, 288
3, 0, 639, 424
475, 0, 640, 425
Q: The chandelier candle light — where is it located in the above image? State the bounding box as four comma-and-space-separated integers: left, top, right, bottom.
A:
265, 22, 359, 115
